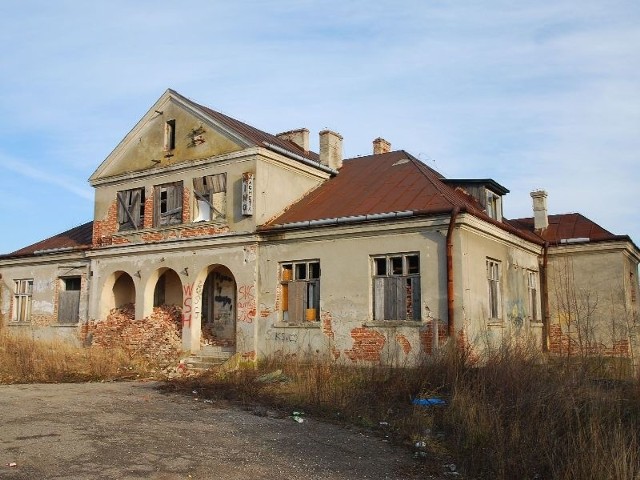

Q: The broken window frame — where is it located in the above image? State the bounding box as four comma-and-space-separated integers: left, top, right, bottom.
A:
372, 253, 421, 321
116, 187, 145, 231
487, 259, 501, 320
280, 260, 320, 323
192, 174, 227, 222
154, 181, 183, 227
528, 271, 538, 321
164, 119, 176, 152
12, 279, 33, 323
485, 190, 502, 221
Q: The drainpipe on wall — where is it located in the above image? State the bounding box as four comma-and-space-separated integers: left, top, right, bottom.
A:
540, 241, 550, 352
447, 207, 460, 338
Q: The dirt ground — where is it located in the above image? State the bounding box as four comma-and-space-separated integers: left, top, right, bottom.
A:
0, 381, 444, 480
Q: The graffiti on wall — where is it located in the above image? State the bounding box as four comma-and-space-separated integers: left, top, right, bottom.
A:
237, 284, 256, 323
182, 283, 194, 327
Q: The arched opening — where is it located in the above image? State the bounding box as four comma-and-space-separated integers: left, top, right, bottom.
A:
99, 271, 136, 320
153, 269, 183, 307
201, 266, 236, 348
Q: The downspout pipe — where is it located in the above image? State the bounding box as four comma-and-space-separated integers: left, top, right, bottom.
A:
447, 207, 460, 338
540, 241, 550, 352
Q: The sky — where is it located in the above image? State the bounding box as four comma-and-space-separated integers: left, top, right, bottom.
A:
0, 1, 638, 254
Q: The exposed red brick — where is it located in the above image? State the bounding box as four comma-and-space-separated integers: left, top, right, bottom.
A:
345, 328, 386, 363
321, 311, 334, 340
86, 303, 182, 362
182, 186, 191, 224
395, 334, 411, 355
419, 319, 448, 355
93, 200, 119, 246
549, 322, 631, 357
242, 350, 256, 361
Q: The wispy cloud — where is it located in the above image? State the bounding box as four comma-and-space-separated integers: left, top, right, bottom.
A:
0, 153, 93, 200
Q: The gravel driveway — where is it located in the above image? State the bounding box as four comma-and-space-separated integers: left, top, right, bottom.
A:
0, 381, 428, 479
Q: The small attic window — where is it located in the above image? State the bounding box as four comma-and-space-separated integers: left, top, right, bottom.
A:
164, 119, 176, 151
486, 190, 502, 221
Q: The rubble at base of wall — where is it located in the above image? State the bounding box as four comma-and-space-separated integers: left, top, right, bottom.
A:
84, 304, 183, 363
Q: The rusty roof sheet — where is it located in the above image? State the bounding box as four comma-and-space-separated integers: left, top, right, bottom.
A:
172, 90, 320, 163
262, 150, 543, 244
3, 221, 93, 258
264, 151, 466, 223
509, 213, 624, 244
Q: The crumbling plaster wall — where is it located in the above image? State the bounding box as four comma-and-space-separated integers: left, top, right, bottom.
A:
546, 245, 639, 358
457, 223, 543, 353
88, 239, 260, 355
0, 256, 90, 343
257, 222, 449, 365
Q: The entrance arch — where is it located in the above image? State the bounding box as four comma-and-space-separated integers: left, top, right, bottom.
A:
201, 266, 236, 348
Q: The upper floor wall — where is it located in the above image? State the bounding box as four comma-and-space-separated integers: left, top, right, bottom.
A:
89, 90, 330, 248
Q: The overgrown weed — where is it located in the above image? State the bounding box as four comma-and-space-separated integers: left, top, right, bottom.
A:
168, 344, 640, 479
0, 330, 158, 383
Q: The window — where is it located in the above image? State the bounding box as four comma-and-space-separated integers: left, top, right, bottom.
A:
12, 279, 33, 323
486, 191, 501, 221
193, 174, 227, 221
154, 181, 183, 227
528, 271, 538, 321
117, 188, 145, 231
58, 277, 81, 324
487, 259, 501, 319
280, 261, 320, 322
372, 253, 421, 321
164, 119, 176, 151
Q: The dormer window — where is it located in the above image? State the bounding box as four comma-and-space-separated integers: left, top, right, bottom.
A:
164, 119, 176, 151
486, 190, 502, 221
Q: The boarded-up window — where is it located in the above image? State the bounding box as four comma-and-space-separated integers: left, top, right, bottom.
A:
117, 188, 145, 231
280, 261, 320, 322
372, 254, 420, 321
12, 279, 33, 323
192, 174, 226, 221
154, 181, 183, 227
58, 277, 81, 324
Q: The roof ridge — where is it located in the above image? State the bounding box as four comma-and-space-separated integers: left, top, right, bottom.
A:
401, 151, 470, 211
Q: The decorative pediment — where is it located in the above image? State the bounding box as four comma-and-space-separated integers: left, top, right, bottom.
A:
89, 90, 251, 183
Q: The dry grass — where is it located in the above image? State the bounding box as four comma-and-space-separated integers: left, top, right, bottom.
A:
0, 330, 158, 384
167, 345, 640, 480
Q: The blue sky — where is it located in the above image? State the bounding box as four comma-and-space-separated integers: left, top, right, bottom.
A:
1, 1, 638, 253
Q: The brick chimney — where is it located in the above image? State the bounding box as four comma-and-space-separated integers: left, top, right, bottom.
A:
276, 128, 309, 153
530, 190, 549, 230
319, 130, 343, 170
373, 137, 391, 155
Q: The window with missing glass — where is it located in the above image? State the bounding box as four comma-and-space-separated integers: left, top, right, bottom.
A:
372, 253, 421, 321
193, 174, 226, 222
280, 261, 320, 322
487, 259, 501, 319
12, 279, 33, 323
528, 271, 538, 321
154, 181, 183, 227
117, 187, 145, 231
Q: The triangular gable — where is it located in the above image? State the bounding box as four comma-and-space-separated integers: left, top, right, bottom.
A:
89, 89, 254, 183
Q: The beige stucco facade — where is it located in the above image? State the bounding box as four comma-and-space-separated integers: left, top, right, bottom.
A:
1, 89, 637, 369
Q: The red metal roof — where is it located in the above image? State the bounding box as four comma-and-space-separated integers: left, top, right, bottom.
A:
262, 150, 543, 244
265, 151, 469, 223
172, 90, 321, 163
510, 213, 624, 244
4, 221, 93, 258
